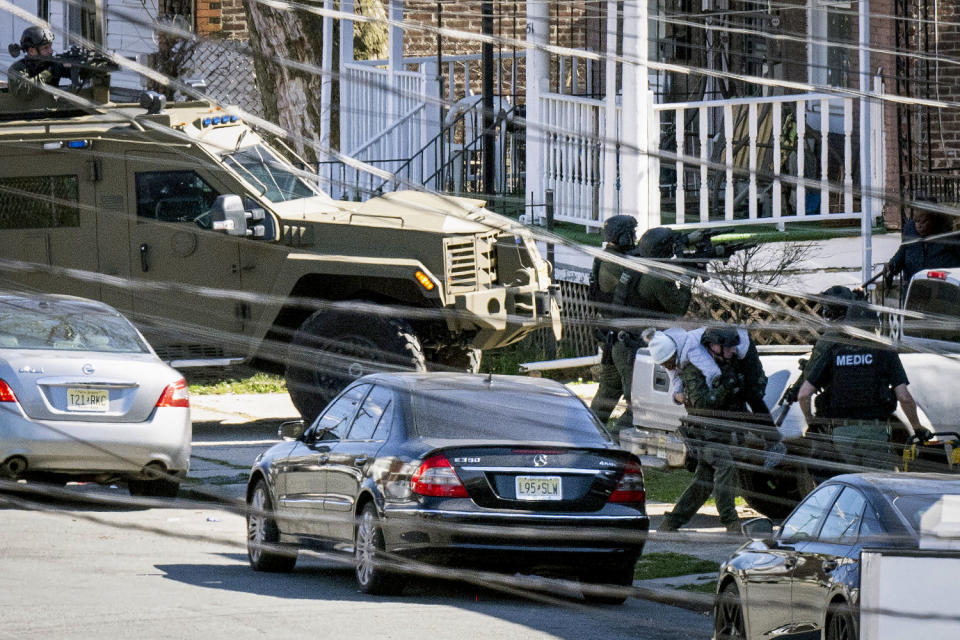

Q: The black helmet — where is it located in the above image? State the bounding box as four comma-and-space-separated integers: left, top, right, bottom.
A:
603, 215, 638, 249
20, 26, 54, 51
702, 327, 740, 349
818, 286, 855, 321
636, 227, 678, 258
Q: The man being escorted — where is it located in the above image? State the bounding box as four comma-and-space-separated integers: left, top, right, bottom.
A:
797, 290, 928, 472
660, 328, 774, 534
588, 216, 692, 432
6, 27, 65, 101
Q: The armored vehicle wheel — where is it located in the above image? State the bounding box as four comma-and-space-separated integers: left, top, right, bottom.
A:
738, 468, 808, 520
427, 345, 481, 373
285, 307, 426, 421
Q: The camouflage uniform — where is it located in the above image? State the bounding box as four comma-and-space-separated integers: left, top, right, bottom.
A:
6, 57, 63, 101
661, 355, 768, 532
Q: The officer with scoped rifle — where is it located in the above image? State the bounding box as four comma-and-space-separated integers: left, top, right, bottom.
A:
6, 26, 117, 102
587, 217, 692, 431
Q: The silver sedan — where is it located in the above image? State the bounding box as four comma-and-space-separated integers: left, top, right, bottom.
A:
0, 293, 191, 497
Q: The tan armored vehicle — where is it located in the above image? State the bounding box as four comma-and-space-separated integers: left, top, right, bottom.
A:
0, 84, 561, 419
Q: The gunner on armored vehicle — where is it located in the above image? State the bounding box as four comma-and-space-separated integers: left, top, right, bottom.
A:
5, 27, 64, 101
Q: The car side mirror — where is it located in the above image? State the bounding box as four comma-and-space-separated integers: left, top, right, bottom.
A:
210, 195, 249, 236
742, 517, 775, 541
278, 419, 305, 440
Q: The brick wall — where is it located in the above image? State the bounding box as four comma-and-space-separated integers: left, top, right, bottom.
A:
196, 1, 222, 36
930, 0, 960, 169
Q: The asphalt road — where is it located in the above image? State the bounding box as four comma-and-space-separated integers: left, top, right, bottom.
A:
0, 487, 713, 640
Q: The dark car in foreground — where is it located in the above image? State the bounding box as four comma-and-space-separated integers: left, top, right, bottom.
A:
0, 293, 191, 496
714, 473, 960, 640
246, 372, 648, 602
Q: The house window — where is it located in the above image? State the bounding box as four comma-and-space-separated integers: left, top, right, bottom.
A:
160, 0, 196, 31
810, 0, 853, 88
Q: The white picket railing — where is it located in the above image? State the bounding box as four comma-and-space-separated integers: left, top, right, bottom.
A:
654, 92, 859, 228
329, 61, 431, 199
537, 88, 884, 231
328, 51, 525, 200
539, 93, 611, 228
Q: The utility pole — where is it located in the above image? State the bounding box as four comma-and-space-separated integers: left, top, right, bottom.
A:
481, 0, 495, 195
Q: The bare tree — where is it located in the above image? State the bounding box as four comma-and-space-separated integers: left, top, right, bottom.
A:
707, 242, 817, 322
243, 0, 387, 164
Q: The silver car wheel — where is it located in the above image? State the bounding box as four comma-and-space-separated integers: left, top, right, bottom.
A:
355, 509, 376, 587
248, 485, 268, 565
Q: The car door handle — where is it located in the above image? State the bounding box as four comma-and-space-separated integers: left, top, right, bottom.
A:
317, 454, 329, 463
139, 243, 150, 272
354, 456, 368, 466
784, 557, 797, 569
822, 560, 838, 572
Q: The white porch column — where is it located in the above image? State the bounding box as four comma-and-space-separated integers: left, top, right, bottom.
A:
525, 0, 549, 223
601, 0, 618, 221
622, 0, 656, 233
319, 0, 335, 161
388, 0, 404, 162
858, 0, 873, 282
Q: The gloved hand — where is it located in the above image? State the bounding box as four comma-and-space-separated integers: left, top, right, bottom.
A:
882, 262, 894, 288
714, 370, 741, 396
915, 427, 934, 443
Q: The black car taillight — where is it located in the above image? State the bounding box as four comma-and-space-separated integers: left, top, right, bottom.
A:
411, 454, 469, 498
609, 460, 645, 504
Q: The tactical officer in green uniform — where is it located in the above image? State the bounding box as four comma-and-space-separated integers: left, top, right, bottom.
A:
797, 288, 928, 471
588, 217, 692, 431
6, 27, 65, 101
661, 328, 772, 533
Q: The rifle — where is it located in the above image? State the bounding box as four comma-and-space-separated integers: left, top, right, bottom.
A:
53, 46, 119, 91
671, 227, 758, 264
775, 357, 808, 427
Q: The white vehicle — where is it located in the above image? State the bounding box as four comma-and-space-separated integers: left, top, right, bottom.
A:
625, 267, 960, 517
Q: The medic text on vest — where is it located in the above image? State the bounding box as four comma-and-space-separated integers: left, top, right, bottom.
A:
836, 353, 874, 366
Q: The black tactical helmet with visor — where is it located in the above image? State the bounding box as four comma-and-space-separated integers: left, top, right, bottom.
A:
20, 26, 54, 52
603, 215, 639, 250
818, 285, 855, 321
635, 227, 679, 258
701, 327, 741, 349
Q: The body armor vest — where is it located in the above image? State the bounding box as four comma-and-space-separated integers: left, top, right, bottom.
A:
817, 344, 897, 419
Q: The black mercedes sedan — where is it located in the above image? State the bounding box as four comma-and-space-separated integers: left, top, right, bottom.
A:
245, 372, 649, 602
713, 473, 960, 640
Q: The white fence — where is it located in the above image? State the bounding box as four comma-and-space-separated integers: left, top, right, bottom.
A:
327, 51, 524, 200
329, 61, 432, 199
539, 93, 612, 226
537, 88, 885, 231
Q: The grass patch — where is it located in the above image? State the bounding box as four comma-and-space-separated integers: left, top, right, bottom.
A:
643, 467, 746, 506
634, 552, 720, 580
643, 468, 694, 503
677, 580, 718, 594
188, 373, 287, 395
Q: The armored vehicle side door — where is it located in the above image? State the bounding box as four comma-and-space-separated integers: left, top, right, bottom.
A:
125, 152, 245, 358
0, 149, 101, 300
